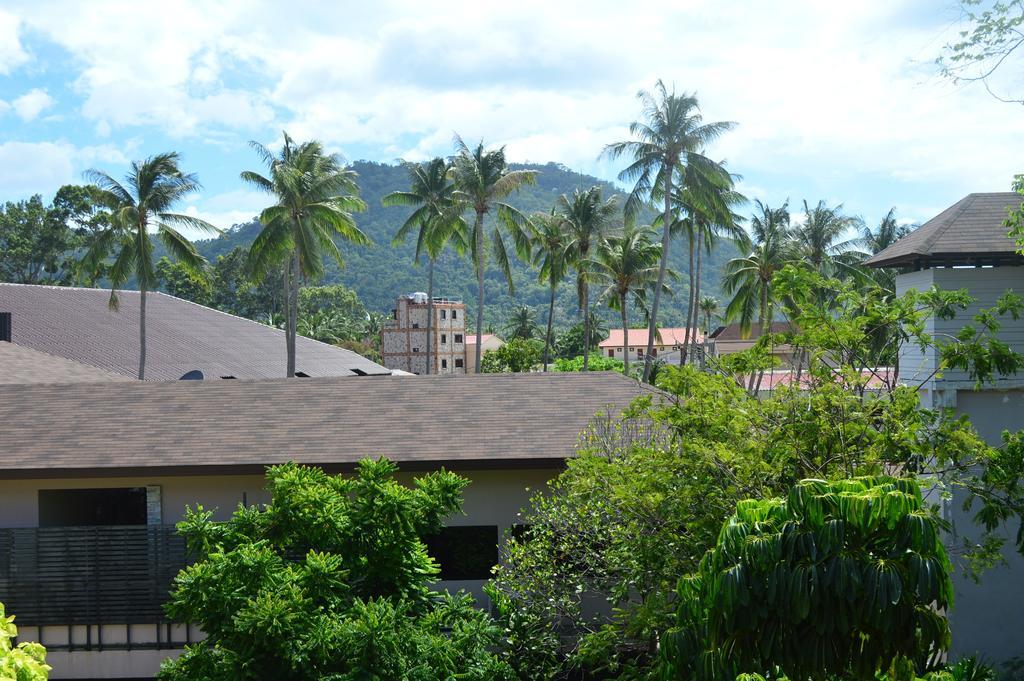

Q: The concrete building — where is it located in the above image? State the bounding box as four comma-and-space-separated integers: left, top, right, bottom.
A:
599, 327, 702, 361
0, 368, 652, 679
463, 333, 504, 374
381, 293, 467, 374
866, 192, 1024, 664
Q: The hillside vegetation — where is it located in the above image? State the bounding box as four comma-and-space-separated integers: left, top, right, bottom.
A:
194, 161, 738, 330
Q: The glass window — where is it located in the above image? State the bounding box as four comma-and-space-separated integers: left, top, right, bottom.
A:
39, 488, 148, 527
441, 359, 448, 369
441, 309, 447, 319
455, 358, 464, 368
441, 334, 447, 344
454, 334, 463, 343
452, 310, 458, 320
424, 526, 499, 580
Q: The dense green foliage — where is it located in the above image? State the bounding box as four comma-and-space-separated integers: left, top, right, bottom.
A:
664, 477, 952, 681
0, 602, 50, 680
552, 352, 626, 374
480, 338, 542, 373
159, 460, 511, 681
491, 266, 1024, 680
186, 161, 737, 331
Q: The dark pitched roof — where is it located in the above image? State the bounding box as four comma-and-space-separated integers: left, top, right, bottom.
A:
0, 284, 389, 380
0, 372, 656, 477
710, 321, 793, 341
865, 193, 1023, 268
0, 342, 130, 385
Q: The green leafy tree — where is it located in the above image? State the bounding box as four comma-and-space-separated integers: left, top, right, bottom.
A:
0, 602, 50, 680
663, 477, 953, 681
938, 0, 1024, 104
156, 256, 213, 305
159, 460, 512, 681
552, 352, 625, 373
383, 158, 466, 374
554, 313, 608, 359
591, 223, 665, 376
723, 200, 793, 337
450, 137, 537, 372
243, 133, 370, 377
503, 305, 540, 341
492, 265, 1024, 680
530, 211, 572, 371
604, 81, 736, 382
480, 337, 542, 373
81, 153, 218, 379
559, 186, 619, 371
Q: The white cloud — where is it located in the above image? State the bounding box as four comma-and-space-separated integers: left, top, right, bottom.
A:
181, 188, 267, 238
12, 89, 55, 121
0, 140, 128, 199
0, 10, 27, 74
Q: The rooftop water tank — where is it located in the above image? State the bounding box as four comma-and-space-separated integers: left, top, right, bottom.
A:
411, 292, 428, 304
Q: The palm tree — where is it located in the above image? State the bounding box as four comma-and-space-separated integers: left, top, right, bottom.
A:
559, 187, 619, 371
530, 210, 571, 371
82, 152, 218, 379
856, 207, 914, 292
591, 223, 664, 376
242, 132, 370, 377
792, 200, 861, 274
723, 200, 792, 337
383, 157, 466, 374
664, 161, 747, 364
504, 306, 540, 340
450, 136, 537, 372
604, 81, 736, 382
698, 296, 720, 335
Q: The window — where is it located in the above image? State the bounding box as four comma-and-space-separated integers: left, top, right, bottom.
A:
412, 347, 420, 353
454, 334, 463, 343
39, 488, 148, 527
441, 309, 447, 320
608, 350, 614, 357
637, 348, 644, 357
412, 322, 419, 329
424, 526, 499, 580
651, 348, 657, 357
455, 358, 464, 368
441, 334, 447, 344
442, 359, 448, 369
452, 310, 458, 320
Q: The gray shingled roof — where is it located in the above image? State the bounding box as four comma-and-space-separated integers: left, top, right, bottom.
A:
865, 193, 1022, 268
0, 372, 655, 476
0, 284, 389, 380
0, 342, 130, 385
710, 322, 794, 341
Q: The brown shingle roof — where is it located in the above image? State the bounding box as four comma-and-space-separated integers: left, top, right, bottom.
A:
864, 193, 1023, 268
710, 321, 793, 341
0, 372, 655, 477
0, 283, 389, 380
0, 342, 131, 385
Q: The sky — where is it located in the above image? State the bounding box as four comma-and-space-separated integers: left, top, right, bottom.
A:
0, 0, 1021, 237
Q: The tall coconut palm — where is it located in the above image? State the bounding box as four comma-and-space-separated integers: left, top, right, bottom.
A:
504, 305, 540, 341
530, 211, 571, 371
559, 187, 619, 371
698, 295, 719, 335
383, 157, 466, 374
591, 223, 665, 376
723, 200, 792, 337
82, 152, 219, 379
604, 81, 736, 382
450, 136, 537, 372
855, 207, 913, 293
792, 199, 861, 274
243, 132, 370, 377
663, 162, 747, 364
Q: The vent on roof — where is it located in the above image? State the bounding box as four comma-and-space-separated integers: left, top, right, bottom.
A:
0, 312, 10, 343
179, 370, 204, 380
294, 371, 310, 378
220, 375, 237, 380
351, 368, 368, 376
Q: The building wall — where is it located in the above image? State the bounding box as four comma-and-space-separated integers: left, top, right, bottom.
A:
0, 467, 556, 679
463, 336, 503, 374
603, 343, 673, 360
381, 297, 467, 374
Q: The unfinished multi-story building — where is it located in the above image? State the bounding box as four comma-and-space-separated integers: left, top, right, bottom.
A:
381, 293, 467, 375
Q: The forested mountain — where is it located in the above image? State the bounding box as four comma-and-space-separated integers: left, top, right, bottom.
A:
192, 161, 739, 331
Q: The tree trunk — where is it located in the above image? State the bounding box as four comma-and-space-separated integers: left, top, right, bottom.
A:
681, 229, 696, 366
138, 285, 147, 380
543, 282, 555, 372
642, 165, 674, 383
474, 211, 485, 373
426, 259, 434, 375
693, 230, 705, 366
582, 277, 590, 372
287, 250, 299, 378
620, 292, 630, 377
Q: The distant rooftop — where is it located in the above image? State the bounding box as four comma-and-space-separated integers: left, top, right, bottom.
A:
464, 333, 502, 345
865, 193, 1023, 269
0, 283, 390, 380
599, 327, 703, 348
0, 342, 130, 385
710, 321, 794, 341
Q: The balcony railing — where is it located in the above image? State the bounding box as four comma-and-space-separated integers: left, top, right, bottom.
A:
0, 525, 188, 626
